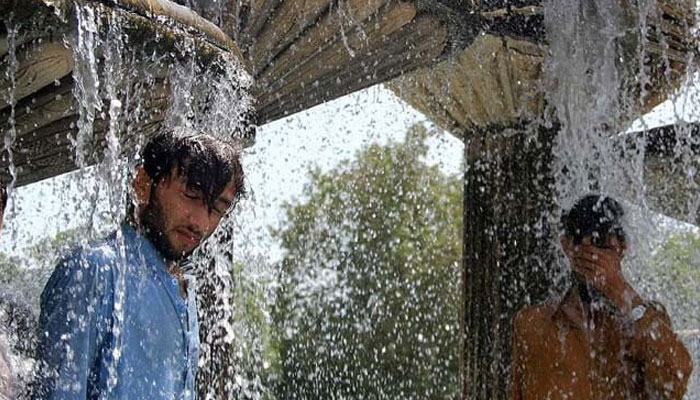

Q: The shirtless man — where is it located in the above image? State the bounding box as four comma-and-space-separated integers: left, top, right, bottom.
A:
510, 195, 692, 400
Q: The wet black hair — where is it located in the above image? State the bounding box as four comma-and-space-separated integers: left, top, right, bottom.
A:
561, 194, 625, 246
141, 127, 245, 210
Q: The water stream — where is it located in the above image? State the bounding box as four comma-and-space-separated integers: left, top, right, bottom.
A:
545, 0, 700, 396
0, 0, 698, 399
1, 0, 254, 396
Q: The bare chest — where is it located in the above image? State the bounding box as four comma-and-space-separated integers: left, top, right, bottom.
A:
521, 321, 642, 400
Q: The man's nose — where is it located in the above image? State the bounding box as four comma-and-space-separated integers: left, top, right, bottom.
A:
187, 205, 212, 234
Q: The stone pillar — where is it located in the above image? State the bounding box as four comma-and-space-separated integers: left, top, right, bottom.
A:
462, 122, 557, 400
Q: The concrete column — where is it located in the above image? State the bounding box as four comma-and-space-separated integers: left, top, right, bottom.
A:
462, 122, 557, 400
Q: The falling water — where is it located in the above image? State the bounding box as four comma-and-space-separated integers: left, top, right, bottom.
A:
545, 0, 700, 397
2, 21, 17, 191
0, 16, 24, 396
545, 0, 643, 205
159, 33, 254, 399
72, 3, 102, 170
0, 0, 254, 397
2, 19, 18, 258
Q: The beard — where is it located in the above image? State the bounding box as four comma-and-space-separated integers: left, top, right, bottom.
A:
140, 193, 194, 262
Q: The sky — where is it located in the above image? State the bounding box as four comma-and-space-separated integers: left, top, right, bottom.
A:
628, 72, 700, 131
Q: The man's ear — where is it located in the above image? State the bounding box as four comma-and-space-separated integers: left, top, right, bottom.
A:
132, 165, 153, 207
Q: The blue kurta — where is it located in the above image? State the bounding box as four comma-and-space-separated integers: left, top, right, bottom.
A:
32, 224, 199, 399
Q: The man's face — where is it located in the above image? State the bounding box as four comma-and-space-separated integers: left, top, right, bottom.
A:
137, 168, 237, 261
562, 234, 625, 283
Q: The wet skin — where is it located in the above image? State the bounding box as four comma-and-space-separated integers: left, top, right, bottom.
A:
134, 165, 237, 260
561, 235, 644, 314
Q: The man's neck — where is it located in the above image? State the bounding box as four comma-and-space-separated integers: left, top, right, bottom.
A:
560, 286, 588, 327
168, 261, 184, 280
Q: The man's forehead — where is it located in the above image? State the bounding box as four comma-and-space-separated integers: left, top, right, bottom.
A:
184, 180, 236, 203
162, 162, 237, 204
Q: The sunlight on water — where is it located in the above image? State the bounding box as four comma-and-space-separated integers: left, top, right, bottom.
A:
0, 0, 697, 399
1, 1, 253, 396
545, 0, 700, 396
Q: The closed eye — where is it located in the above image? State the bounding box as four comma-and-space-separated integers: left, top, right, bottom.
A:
212, 204, 230, 217
212, 200, 232, 217
183, 189, 203, 201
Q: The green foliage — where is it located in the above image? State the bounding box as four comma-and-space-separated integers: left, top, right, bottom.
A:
649, 230, 700, 328
0, 227, 81, 311
0, 253, 22, 287
0, 229, 82, 363
229, 257, 278, 400
272, 124, 462, 400
27, 228, 81, 263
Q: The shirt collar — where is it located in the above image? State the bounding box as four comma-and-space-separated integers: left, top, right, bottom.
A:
119, 223, 169, 276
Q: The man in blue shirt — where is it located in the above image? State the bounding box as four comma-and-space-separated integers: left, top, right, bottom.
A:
30, 128, 245, 399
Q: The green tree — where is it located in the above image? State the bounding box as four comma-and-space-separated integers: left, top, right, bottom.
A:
228, 256, 278, 400
0, 228, 83, 382
648, 231, 700, 329
27, 228, 81, 262
0, 253, 22, 287
272, 124, 462, 400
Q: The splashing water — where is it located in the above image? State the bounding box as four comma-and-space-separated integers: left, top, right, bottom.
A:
546, 0, 700, 396
0, 18, 20, 265
72, 3, 102, 170
0, 0, 254, 396
546, 0, 642, 204
1, 1, 697, 399
2, 21, 18, 192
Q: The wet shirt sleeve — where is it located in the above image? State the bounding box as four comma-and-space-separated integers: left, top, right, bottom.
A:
30, 251, 114, 399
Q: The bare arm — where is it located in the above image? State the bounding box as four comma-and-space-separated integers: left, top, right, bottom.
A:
629, 303, 693, 400
565, 239, 693, 399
